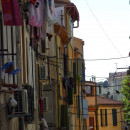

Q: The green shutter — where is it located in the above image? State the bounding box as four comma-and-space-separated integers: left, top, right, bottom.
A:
67, 87, 73, 105
77, 58, 82, 80
105, 109, 107, 126
100, 109, 103, 126
73, 62, 76, 94
76, 96, 80, 118
61, 105, 67, 127
112, 109, 117, 126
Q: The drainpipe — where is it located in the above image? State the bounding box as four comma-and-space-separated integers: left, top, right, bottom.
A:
16, 27, 22, 90
55, 35, 60, 129
73, 21, 79, 28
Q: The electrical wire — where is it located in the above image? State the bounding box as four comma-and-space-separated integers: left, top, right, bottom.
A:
48, 56, 130, 61
83, 0, 129, 65
69, 120, 124, 128
43, 60, 128, 80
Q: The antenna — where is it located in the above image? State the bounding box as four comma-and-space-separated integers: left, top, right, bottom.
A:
114, 63, 118, 73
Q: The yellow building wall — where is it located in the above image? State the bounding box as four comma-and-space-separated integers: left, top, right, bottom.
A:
74, 37, 84, 57
86, 97, 96, 106
98, 106, 124, 130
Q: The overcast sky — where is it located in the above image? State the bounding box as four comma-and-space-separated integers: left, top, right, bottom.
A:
71, 0, 130, 81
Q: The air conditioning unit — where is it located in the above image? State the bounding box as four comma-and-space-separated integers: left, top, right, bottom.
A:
40, 65, 47, 79
14, 89, 28, 114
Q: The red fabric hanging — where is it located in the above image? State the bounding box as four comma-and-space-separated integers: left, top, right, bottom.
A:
1, 0, 23, 26
39, 98, 43, 113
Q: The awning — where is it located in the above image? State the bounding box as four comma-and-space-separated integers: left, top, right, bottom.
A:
66, 3, 79, 22
54, 24, 70, 45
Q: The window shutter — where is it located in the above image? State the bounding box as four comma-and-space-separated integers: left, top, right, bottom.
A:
67, 87, 73, 105
99, 87, 101, 94
77, 59, 82, 80
76, 96, 80, 118
73, 62, 76, 94
78, 59, 82, 75
100, 109, 103, 126
105, 109, 107, 126
64, 55, 68, 76
82, 68, 85, 82
112, 109, 117, 126
61, 105, 67, 127
41, 39, 45, 53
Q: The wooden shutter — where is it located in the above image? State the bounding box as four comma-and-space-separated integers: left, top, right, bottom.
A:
61, 105, 67, 127
112, 109, 117, 126
41, 39, 45, 53
76, 96, 80, 118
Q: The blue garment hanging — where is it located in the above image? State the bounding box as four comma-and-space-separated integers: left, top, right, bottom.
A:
9, 68, 21, 75
1, 61, 14, 71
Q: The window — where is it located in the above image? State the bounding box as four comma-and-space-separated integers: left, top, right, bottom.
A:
89, 117, 94, 130
86, 86, 91, 94
99, 87, 101, 94
41, 39, 45, 53
112, 109, 117, 126
42, 97, 48, 111
100, 109, 107, 126
40, 65, 46, 79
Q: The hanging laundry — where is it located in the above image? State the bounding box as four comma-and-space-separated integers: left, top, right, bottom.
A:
47, 0, 59, 26
29, 0, 44, 27
9, 68, 21, 75
30, 26, 40, 50
1, 0, 23, 26
29, 0, 40, 8
40, 0, 47, 39
55, 6, 65, 27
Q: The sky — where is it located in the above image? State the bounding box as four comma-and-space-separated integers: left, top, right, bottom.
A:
71, 0, 130, 81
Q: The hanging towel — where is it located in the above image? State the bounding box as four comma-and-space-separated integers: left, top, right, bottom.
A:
29, 0, 44, 27
1, 0, 23, 26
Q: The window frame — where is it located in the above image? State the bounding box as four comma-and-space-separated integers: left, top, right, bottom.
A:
100, 109, 107, 127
